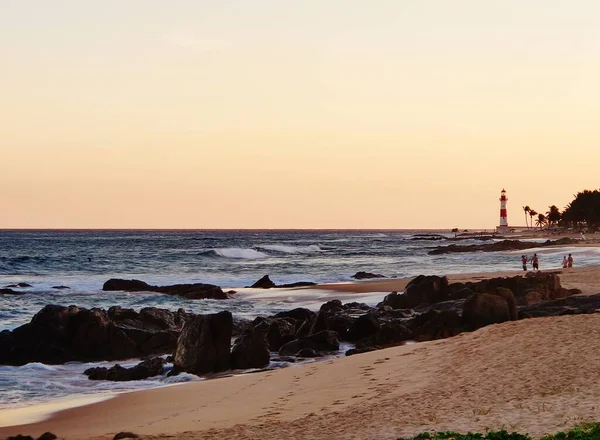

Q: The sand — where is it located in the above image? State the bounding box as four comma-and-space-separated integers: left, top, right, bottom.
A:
3, 264, 600, 440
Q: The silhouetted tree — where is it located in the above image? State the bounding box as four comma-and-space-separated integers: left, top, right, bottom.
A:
546, 205, 561, 226
523, 206, 531, 228
562, 190, 600, 231
536, 213, 547, 229
529, 209, 537, 228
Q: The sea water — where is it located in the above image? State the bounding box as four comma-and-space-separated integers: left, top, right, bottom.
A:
1, 229, 599, 411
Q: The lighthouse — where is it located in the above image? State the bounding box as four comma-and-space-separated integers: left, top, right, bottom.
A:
498, 189, 509, 233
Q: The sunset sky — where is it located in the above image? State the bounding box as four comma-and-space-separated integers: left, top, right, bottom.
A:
2, 0, 600, 229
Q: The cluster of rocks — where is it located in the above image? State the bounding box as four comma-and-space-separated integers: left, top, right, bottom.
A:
6, 433, 57, 440
351, 271, 385, 280
1, 271, 593, 385
429, 237, 579, 255
84, 357, 167, 381
102, 279, 228, 299
0, 305, 192, 365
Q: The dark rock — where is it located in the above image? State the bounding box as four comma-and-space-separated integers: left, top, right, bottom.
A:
463, 293, 512, 331
6, 282, 32, 288
351, 271, 385, 280
103, 279, 226, 300
380, 275, 449, 309
494, 288, 518, 320
273, 308, 316, 324
249, 275, 276, 289
346, 313, 380, 341
84, 357, 166, 381
278, 281, 317, 288
173, 311, 232, 376
411, 310, 463, 341
232, 317, 253, 338
7, 435, 34, 440
296, 348, 319, 357
0, 305, 186, 366
345, 347, 378, 356
429, 238, 579, 255
0, 288, 22, 295
113, 433, 140, 440
37, 433, 58, 440
279, 330, 340, 356
51, 285, 70, 290
254, 318, 296, 351
518, 293, 600, 319
231, 327, 270, 370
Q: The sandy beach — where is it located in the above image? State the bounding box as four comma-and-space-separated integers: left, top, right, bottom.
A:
2, 263, 600, 440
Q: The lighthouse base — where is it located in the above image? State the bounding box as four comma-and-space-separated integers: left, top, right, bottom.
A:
496, 225, 511, 234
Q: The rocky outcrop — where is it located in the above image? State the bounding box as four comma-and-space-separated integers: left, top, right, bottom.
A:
250, 275, 277, 289
0, 288, 22, 295
0, 305, 187, 366
429, 238, 579, 255
519, 293, 600, 319
102, 279, 227, 300
230, 327, 270, 369
380, 275, 450, 309
351, 271, 385, 280
173, 311, 232, 376
279, 330, 340, 356
248, 275, 316, 289
52, 285, 70, 290
5, 282, 32, 288
84, 357, 166, 381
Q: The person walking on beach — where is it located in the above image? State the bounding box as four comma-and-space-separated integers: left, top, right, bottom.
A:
568, 253, 574, 268
532, 253, 539, 271
521, 255, 528, 271
562, 256, 568, 269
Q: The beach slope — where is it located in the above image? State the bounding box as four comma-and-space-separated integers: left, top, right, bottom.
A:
2, 313, 600, 440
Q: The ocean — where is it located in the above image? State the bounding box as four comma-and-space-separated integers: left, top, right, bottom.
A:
1, 229, 599, 414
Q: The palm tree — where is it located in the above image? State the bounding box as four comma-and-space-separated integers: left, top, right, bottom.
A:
529, 209, 537, 228
536, 213, 547, 229
523, 206, 531, 228
546, 205, 561, 226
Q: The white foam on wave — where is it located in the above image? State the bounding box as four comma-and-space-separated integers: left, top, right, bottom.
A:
211, 248, 268, 259
258, 244, 322, 254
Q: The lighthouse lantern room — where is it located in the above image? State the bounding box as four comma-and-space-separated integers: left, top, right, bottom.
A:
497, 189, 509, 233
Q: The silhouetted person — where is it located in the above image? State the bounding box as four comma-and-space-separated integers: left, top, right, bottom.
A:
532, 253, 539, 271
567, 254, 573, 268
521, 255, 528, 271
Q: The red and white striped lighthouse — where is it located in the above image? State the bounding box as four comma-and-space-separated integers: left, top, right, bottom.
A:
499, 189, 508, 230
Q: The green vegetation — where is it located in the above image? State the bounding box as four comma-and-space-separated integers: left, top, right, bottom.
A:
397, 422, 600, 440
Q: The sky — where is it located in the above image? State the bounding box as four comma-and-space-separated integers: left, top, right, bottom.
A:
2, 0, 600, 229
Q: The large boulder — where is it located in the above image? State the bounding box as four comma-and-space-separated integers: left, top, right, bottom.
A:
254, 318, 297, 351
102, 279, 227, 300
380, 275, 449, 309
0, 305, 185, 366
279, 330, 340, 356
411, 310, 463, 341
230, 327, 270, 370
173, 311, 232, 376
462, 293, 512, 331
84, 357, 167, 381
346, 313, 380, 341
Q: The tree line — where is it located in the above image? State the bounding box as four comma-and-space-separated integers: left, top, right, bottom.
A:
521, 189, 600, 231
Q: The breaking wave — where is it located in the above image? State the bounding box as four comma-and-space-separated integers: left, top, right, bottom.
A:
257, 244, 322, 254
199, 248, 269, 260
